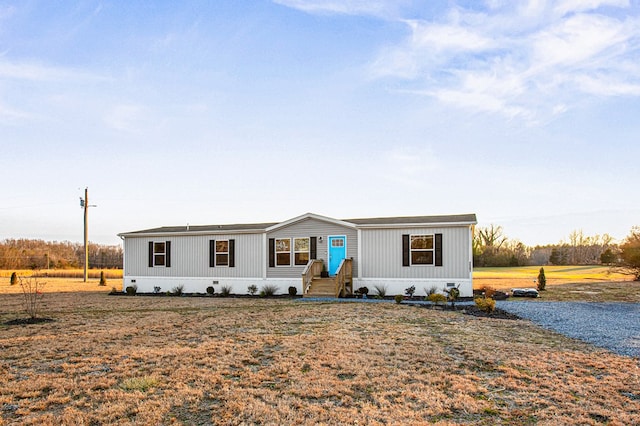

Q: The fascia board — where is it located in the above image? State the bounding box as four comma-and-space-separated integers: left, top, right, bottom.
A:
117, 229, 266, 238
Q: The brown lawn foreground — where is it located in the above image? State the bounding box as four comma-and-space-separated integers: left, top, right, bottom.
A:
0, 295, 638, 425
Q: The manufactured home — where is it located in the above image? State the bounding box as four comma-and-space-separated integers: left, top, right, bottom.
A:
118, 213, 477, 298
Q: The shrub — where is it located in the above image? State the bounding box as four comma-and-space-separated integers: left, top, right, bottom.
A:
99, 271, 107, 286
247, 284, 258, 296
206, 286, 215, 295
171, 285, 184, 296
153, 286, 162, 294
10, 272, 17, 286
373, 284, 387, 298
475, 297, 496, 313
18, 277, 46, 319
220, 285, 232, 297
394, 294, 404, 304
355, 286, 369, 297
288, 286, 298, 296
424, 285, 437, 297
404, 285, 416, 299
444, 285, 460, 308
427, 293, 447, 305
537, 267, 546, 291
261, 284, 278, 297
480, 286, 496, 299
125, 285, 137, 296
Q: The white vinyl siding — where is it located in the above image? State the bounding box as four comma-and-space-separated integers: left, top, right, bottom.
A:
359, 226, 470, 279
124, 233, 263, 278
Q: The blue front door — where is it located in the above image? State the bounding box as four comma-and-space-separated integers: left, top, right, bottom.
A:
328, 236, 346, 276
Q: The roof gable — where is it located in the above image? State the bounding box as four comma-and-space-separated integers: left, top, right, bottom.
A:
265, 212, 357, 232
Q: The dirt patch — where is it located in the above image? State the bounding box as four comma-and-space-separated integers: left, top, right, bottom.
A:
3, 317, 55, 326
415, 303, 521, 320
462, 305, 521, 320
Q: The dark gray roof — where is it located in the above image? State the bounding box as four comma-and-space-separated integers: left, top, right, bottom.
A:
346, 213, 477, 226
119, 213, 476, 236
121, 222, 278, 235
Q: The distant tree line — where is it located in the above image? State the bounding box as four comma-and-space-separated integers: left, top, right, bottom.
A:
473, 225, 636, 274
0, 239, 122, 270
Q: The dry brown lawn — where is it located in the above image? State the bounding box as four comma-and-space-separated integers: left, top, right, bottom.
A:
0, 277, 118, 295
1, 291, 639, 425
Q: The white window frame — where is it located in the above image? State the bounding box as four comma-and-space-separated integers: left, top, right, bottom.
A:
215, 239, 229, 267
410, 234, 434, 266
275, 238, 291, 267
153, 241, 166, 267
294, 237, 310, 266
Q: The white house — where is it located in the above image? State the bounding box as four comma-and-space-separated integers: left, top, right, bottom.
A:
118, 212, 477, 297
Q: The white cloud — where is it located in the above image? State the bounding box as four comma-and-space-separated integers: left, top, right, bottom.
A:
553, 0, 630, 17
369, 1, 640, 123
407, 20, 495, 52
0, 59, 107, 82
531, 14, 629, 68
273, 0, 401, 17
0, 102, 30, 123
103, 104, 151, 133
380, 147, 441, 188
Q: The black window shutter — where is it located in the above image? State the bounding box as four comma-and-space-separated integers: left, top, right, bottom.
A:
229, 239, 235, 268
165, 241, 171, 267
148, 241, 154, 267
268, 238, 275, 268
310, 237, 317, 260
209, 240, 215, 267
402, 234, 410, 267
435, 233, 443, 266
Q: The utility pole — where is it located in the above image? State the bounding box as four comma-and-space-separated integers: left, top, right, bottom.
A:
80, 188, 96, 283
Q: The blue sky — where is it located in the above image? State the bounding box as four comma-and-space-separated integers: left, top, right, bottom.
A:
1, 0, 639, 246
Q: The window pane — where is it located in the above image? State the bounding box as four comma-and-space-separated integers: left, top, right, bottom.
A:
216, 240, 228, 253
411, 235, 433, 250
154, 242, 165, 254
276, 239, 290, 252
332, 238, 344, 247
294, 238, 309, 251
216, 254, 229, 266
411, 251, 433, 265
154, 254, 165, 266
295, 252, 309, 265
276, 253, 291, 266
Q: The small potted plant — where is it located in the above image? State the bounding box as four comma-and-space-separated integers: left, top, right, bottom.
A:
320, 261, 329, 278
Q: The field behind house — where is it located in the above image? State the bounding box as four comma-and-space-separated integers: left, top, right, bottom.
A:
1, 294, 639, 425
473, 265, 632, 287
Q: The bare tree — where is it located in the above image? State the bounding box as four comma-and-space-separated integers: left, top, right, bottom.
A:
615, 226, 640, 280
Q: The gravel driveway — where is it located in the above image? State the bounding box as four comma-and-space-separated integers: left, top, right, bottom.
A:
497, 301, 640, 358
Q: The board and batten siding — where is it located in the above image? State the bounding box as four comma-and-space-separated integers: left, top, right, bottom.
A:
359, 226, 471, 279
266, 217, 358, 279
123, 233, 264, 278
